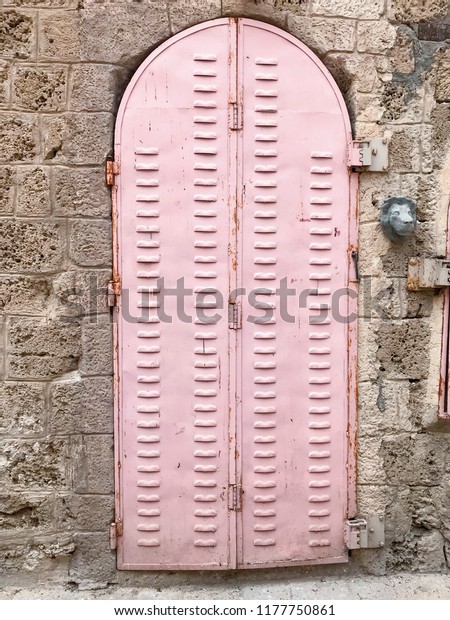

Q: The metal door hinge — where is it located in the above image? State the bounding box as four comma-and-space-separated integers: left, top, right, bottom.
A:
110, 520, 123, 550
106, 159, 119, 186
228, 299, 242, 329
229, 483, 242, 511
230, 102, 241, 131
345, 515, 385, 550
107, 279, 121, 307
348, 138, 389, 171
407, 257, 450, 291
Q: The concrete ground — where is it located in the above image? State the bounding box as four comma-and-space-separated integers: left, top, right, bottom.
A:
1, 574, 449, 600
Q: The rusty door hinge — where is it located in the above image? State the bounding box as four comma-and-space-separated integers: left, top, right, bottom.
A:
345, 515, 385, 550
228, 299, 242, 329
110, 520, 123, 550
107, 280, 121, 307
106, 159, 119, 186
348, 138, 389, 171
229, 484, 242, 511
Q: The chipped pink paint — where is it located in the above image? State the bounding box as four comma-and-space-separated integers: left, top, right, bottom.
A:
114, 18, 357, 570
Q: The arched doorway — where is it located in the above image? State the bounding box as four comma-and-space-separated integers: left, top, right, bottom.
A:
113, 18, 357, 570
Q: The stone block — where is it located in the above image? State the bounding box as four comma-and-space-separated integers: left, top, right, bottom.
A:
50, 376, 113, 434
417, 530, 446, 571
0, 276, 51, 315
79, 5, 170, 66
53, 167, 110, 218
0, 113, 38, 163
71, 435, 114, 494
287, 16, 356, 55
357, 21, 397, 54
38, 11, 80, 61
388, 125, 422, 173
0, 438, 69, 490
358, 318, 380, 381
354, 94, 384, 123
41, 112, 113, 164
358, 379, 417, 437
431, 103, 450, 168
4, 0, 78, 6
311, 0, 384, 18
358, 221, 391, 278
388, 0, 448, 22
389, 26, 415, 74
13, 65, 67, 112
377, 318, 430, 380
69, 532, 115, 586
359, 172, 401, 224
169, 0, 221, 32
381, 433, 449, 486
0, 61, 10, 107
0, 220, 64, 273
69, 64, 117, 112
79, 318, 113, 376
55, 494, 114, 532
52, 269, 111, 319
69, 220, 111, 267
16, 166, 51, 216
357, 436, 386, 484
8, 318, 81, 379
221, 1, 289, 25
0, 167, 15, 215
0, 382, 46, 436
0, 493, 54, 533
0, 9, 35, 60
400, 173, 440, 220
382, 81, 426, 124
325, 53, 377, 93
357, 484, 390, 516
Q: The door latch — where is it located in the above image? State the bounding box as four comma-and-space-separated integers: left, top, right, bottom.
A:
228, 299, 242, 329
407, 257, 450, 291
348, 138, 389, 171
345, 515, 385, 549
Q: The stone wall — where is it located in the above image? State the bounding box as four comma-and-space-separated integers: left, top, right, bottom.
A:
0, 0, 449, 589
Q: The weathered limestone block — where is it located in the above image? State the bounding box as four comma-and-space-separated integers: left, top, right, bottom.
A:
359, 172, 401, 224
354, 94, 384, 123
79, 5, 170, 65
389, 27, 415, 74
287, 16, 356, 55
168, 0, 221, 32
358, 380, 416, 437
430, 104, 450, 169
0, 276, 51, 315
50, 376, 113, 434
357, 484, 390, 516
0, 382, 45, 436
388, 0, 449, 22
13, 65, 67, 111
0, 220, 64, 273
0, 9, 35, 59
55, 494, 114, 532
377, 319, 430, 380
221, 0, 289, 24
388, 125, 422, 172
400, 173, 440, 220
0, 439, 69, 490
417, 530, 446, 571
68, 532, 115, 586
358, 221, 390, 278
435, 48, 450, 102
0, 113, 38, 163
381, 434, 449, 486
52, 269, 111, 318
358, 318, 380, 381
71, 435, 114, 494
41, 112, 113, 164
0, 493, 54, 533
0, 167, 15, 215
357, 21, 397, 54
311, 0, 384, 18
357, 436, 386, 484
79, 318, 113, 376
38, 11, 80, 61
70, 64, 117, 112
0, 61, 10, 107
69, 220, 111, 267
8, 318, 81, 379
53, 167, 110, 218
0, 535, 74, 578
16, 166, 51, 216
325, 53, 377, 93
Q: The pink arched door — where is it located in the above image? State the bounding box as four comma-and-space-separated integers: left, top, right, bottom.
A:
113, 18, 357, 570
